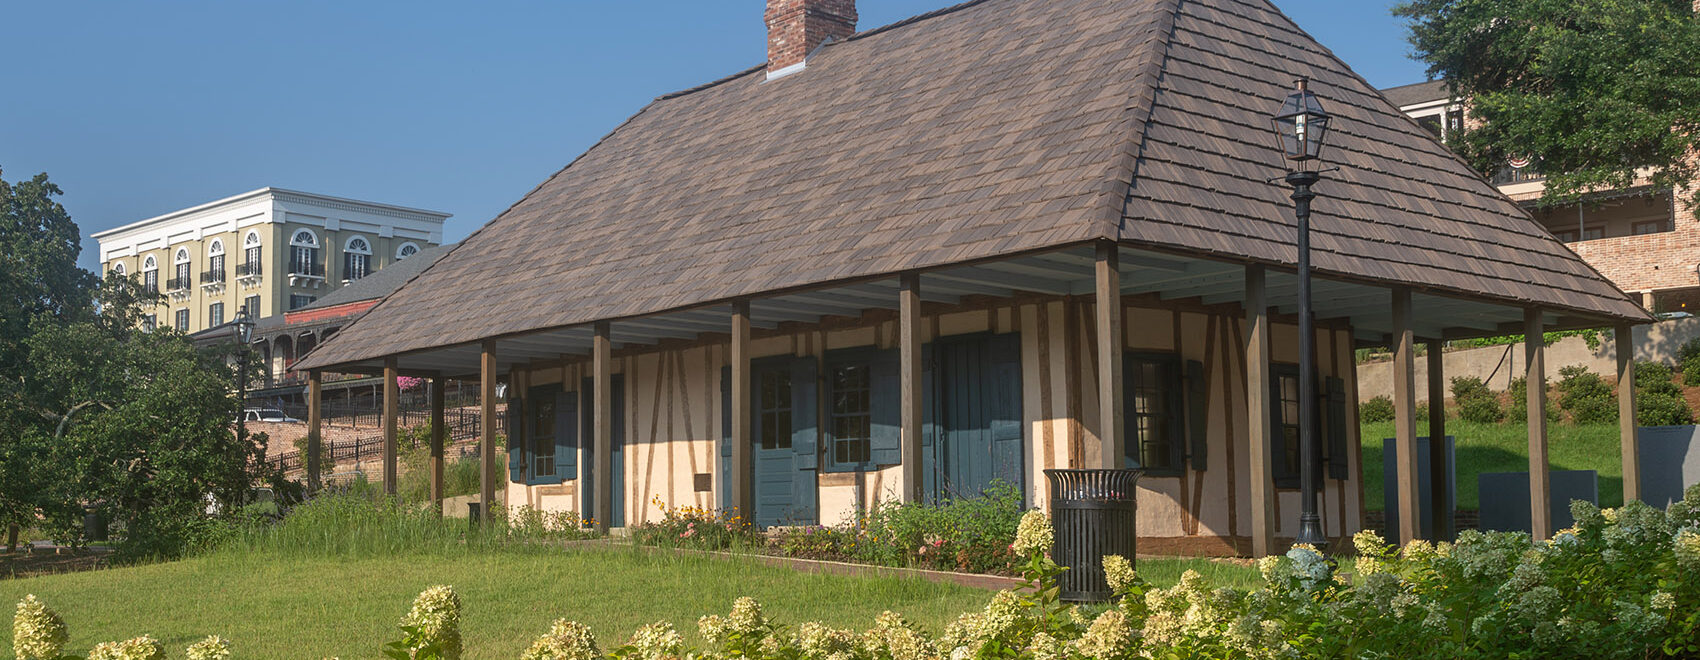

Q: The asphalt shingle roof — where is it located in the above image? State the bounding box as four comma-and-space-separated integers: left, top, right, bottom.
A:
297, 0, 1645, 371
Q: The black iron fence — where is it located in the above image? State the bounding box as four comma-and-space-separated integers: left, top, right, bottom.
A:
270, 407, 503, 475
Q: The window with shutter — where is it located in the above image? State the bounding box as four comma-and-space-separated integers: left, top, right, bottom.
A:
1124, 353, 1184, 476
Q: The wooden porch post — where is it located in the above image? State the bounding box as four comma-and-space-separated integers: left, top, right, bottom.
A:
900, 273, 924, 502
594, 321, 614, 532
383, 357, 399, 496
430, 377, 446, 516
1618, 324, 1640, 503
730, 302, 753, 518
307, 370, 322, 492
1392, 288, 1419, 544
1426, 338, 1448, 541
1245, 265, 1275, 557
1526, 309, 1552, 540
479, 341, 498, 519
1095, 241, 1123, 469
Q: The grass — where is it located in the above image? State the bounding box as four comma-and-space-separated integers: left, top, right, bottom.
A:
0, 494, 1260, 658
1360, 418, 1624, 511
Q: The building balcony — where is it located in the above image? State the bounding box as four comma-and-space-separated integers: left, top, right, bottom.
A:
200, 269, 226, 284
236, 262, 262, 277
290, 263, 326, 278
1492, 165, 1545, 186
166, 276, 193, 291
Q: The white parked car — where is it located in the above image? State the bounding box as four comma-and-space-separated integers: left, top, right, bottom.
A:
241, 408, 299, 423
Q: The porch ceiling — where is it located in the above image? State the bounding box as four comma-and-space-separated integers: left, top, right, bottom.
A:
319, 244, 1618, 380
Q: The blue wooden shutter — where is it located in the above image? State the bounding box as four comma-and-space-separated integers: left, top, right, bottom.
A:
1327, 376, 1348, 480
507, 395, 525, 483
557, 389, 578, 479
1186, 359, 1208, 471
720, 366, 732, 511
920, 344, 937, 499
870, 348, 901, 465
988, 333, 1024, 488
790, 356, 819, 521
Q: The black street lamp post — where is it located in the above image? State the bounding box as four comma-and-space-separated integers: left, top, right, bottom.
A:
1270, 77, 1332, 550
234, 305, 255, 442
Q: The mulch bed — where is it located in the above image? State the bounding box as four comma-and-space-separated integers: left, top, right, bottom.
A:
1, 547, 112, 580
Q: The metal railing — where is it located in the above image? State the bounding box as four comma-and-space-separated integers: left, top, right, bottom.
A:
200, 269, 226, 284
236, 262, 262, 277
290, 263, 326, 277
1491, 165, 1545, 185
271, 411, 502, 475
166, 276, 192, 291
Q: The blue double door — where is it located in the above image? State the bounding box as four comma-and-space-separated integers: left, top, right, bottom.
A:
722, 332, 1024, 527
922, 333, 1025, 502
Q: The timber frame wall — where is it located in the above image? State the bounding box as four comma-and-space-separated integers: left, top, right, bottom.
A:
497, 292, 1365, 556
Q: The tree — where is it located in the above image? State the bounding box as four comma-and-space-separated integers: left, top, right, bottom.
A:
0, 167, 269, 558
1395, 0, 1700, 211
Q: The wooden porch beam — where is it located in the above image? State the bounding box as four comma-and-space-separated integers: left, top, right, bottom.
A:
1618, 324, 1640, 503
593, 321, 614, 532
431, 376, 446, 517
1526, 308, 1552, 540
1393, 287, 1419, 545
730, 302, 753, 519
307, 370, 322, 492
1427, 338, 1449, 541
900, 273, 924, 502
1245, 265, 1275, 557
479, 341, 498, 522
1095, 242, 1123, 470
383, 357, 399, 496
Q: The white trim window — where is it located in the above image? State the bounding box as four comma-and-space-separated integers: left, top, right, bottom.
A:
290, 229, 322, 277
143, 255, 159, 292
205, 239, 226, 283
395, 241, 420, 260
241, 230, 263, 276
171, 248, 192, 290
111, 262, 126, 277
343, 235, 372, 281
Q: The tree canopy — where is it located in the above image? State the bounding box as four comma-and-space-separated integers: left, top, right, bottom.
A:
0, 167, 269, 558
1395, 0, 1700, 209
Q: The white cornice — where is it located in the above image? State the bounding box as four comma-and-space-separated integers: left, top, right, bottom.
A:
92, 187, 451, 241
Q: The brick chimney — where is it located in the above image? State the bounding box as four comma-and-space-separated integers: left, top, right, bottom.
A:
766, 0, 857, 78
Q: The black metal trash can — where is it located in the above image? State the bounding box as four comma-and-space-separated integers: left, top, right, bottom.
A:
467, 502, 482, 527
1045, 468, 1142, 602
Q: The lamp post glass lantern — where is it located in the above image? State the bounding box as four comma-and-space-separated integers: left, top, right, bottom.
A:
1271, 77, 1331, 550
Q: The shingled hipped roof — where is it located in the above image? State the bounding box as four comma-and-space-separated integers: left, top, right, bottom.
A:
298, 0, 1646, 372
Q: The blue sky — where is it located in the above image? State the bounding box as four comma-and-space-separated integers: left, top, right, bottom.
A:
0, 1, 1428, 271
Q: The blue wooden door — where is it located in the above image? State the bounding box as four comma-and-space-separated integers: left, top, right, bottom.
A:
580, 375, 626, 528
928, 333, 1023, 501
725, 359, 819, 527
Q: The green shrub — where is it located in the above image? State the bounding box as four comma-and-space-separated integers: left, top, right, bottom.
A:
1359, 395, 1395, 423
1452, 376, 1503, 424
1507, 376, 1562, 425
761, 483, 1025, 575
1557, 365, 1618, 425
1640, 391, 1696, 426
1637, 360, 1678, 393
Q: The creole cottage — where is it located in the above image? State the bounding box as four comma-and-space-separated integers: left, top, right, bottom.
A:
295, 0, 1650, 556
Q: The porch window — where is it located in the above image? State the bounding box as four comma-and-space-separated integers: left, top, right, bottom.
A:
1125, 353, 1184, 476
827, 363, 873, 469
759, 369, 793, 450
530, 392, 557, 479
1270, 365, 1350, 488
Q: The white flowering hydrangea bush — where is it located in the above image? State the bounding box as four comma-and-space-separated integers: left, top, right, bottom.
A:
385, 584, 463, 660
13, 594, 69, 660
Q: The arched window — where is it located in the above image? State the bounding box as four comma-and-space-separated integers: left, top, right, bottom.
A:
395, 242, 421, 260
343, 235, 372, 281
111, 262, 126, 277
142, 255, 159, 293
241, 230, 262, 276
205, 239, 226, 283
171, 248, 191, 290
289, 229, 322, 277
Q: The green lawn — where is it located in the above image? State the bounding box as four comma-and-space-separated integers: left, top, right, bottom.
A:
0, 546, 1254, 658
1360, 419, 1624, 511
